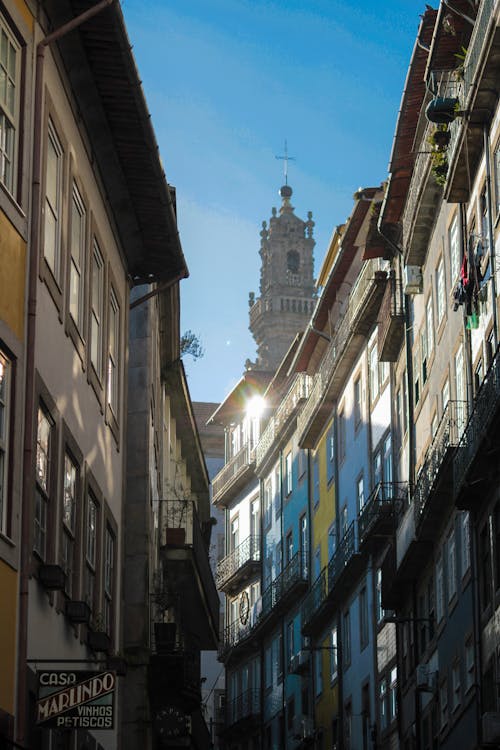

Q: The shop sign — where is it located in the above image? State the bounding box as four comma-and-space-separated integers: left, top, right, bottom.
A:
36, 670, 115, 729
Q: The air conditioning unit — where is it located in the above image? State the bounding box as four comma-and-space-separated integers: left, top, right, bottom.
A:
289, 649, 309, 674
292, 715, 315, 740
403, 265, 423, 295
482, 712, 500, 744
416, 663, 436, 692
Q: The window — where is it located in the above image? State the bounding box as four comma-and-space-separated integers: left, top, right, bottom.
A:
343, 609, 351, 667
359, 586, 369, 649
338, 410, 346, 461
426, 297, 434, 357
90, 240, 105, 379
286, 531, 293, 564
383, 433, 393, 486
327, 524, 336, 560
104, 526, 115, 637
465, 638, 474, 692
442, 379, 450, 412
69, 184, 86, 332
455, 345, 465, 404
495, 142, 500, 214
327, 423, 335, 483
287, 620, 294, 663
376, 568, 384, 624
436, 258, 446, 324
330, 627, 338, 681
34, 405, 53, 560
480, 522, 492, 611
474, 359, 483, 395
421, 327, 428, 385
436, 556, 444, 623
230, 515, 239, 552
298, 448, 307, 478
61, 452, 77, 595
449, 214, 461, 283
285, 451, 292, 495
440, 680, 448, 728
369, 345, 379, 403
314, 546, 321, 580
380, 678, 388, 731
264, 478, 272, 528
373, 449, 382, 487
264, 645, 272, 690
452, 661, 461, 711
85, 493, 99, 616
389, 667, 397, 722
44, 120, 64, 281
340, 504, 348, 539
354, 377, 362, 426
313, 453, 319, 507
0, 352, 11, 534
447, 528, 457, 601
300, 514, 307, 576
314, 649, 322, 697
250, 498, 260, 539
461, 512, 471, 577
107, 288, 120, 416
357, 475, 365, 512
0, 15, 20, 194
345, 702, 352, 750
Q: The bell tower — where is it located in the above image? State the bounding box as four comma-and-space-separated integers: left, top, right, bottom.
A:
248, 184, 316, 371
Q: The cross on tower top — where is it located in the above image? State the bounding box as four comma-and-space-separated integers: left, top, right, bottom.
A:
275, 140, 296, 185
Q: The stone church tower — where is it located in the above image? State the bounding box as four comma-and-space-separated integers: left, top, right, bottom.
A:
248, 184, 316, 371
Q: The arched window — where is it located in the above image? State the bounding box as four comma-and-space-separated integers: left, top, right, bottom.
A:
287, 251, 300, 274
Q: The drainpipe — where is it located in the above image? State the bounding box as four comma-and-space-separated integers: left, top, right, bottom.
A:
483, 125, 499, 350
470, 518, 484, 747
16, 1, 116, 745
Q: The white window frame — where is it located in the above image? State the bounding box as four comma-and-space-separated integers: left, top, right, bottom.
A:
107, 287, 120, 416
61, 452, 77, 595
104, 526, 115, 636
426, 296, 434, 356
0, 352, 11, 534
85, 493, 98, 614
448, 528, 457, 601
44, 119, 64, 281
90, 239, 105, 379
0, 15, 20, 194
69, 183, 86, 331
437, 257, 446, 324
34, 405, 52, 560
449, 214, 461, 284
285, 451, 292, 495
461, 512, 471, 577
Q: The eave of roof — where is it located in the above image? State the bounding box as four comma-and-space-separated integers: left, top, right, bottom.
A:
208, 370, 274, 426
45, 0, 188, 285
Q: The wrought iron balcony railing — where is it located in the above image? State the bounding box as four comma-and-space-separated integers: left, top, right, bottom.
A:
255, 373, 312, 469
261, 551, 308, 621
211, 442, 255, 506
216, 535, 260, 591
358, 482, 409, 544
328, 521, 358, 592
301, 567, 327, 632
297, 258, 387, 445
378, 274, 405, 361
226, 689, 260, 726
414, 400, 468, 524
454, 347, 500, 496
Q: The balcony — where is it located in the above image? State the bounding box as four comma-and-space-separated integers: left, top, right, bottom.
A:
212, 443, 256, 507
260, 551, 308, 627
358, 482, 408, 552
226, 689, 260, 736
218, 619, 255, 662
301, 568, 330, 636
414, 400, 467, 536
216, 535, 260, 595
328, 521, 364, 605
298, 259, 387, 448
255, 373, 312, 473
378, 274, 405, 361
454, 347, 500, 508
148, 649, 201, 713
161, 500, 219, 649
446, 0, 500, 201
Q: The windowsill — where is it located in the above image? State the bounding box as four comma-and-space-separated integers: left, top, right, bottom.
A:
0, 531, 16, 548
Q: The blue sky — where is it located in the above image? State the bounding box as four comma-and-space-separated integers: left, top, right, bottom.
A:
121, 0, 425, 403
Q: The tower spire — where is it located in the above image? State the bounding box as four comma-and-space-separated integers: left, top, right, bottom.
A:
275, 139, 296, 186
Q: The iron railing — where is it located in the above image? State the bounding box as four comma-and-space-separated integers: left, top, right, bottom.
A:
328, 521, 358, 592
454, 348, 500, 494
256, 373, 312, 468
297, 259, 387, 440
226, 689, 260, 726
448, 0, 496, 169
358, 482, 409, 543
378, 273, 405, 360
261, 551, 308, 620
216, 535, 260, 590
212, 443, 254, 504
414, 400, 468, 522
301, 567, 327, 629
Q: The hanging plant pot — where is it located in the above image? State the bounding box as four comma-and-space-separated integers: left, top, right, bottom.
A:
433, 129, 450, 148
426, 97, 459, 124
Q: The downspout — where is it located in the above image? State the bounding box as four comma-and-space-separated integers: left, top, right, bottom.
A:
483, 125, 499, 350
16, 1, 116, 745
333, 408, 344, 749
470, 518, 484, 747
